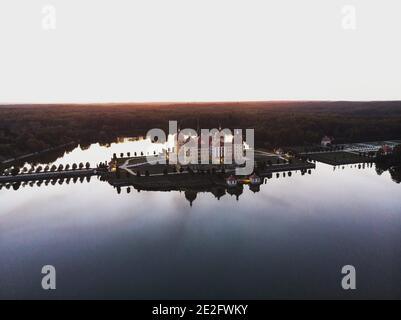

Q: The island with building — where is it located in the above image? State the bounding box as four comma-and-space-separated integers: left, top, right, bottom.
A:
1, 127, 400, 206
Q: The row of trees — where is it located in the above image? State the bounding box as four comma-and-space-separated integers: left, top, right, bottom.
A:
1, 162, 92, 176
0, 176, 92, 191
113, 151, 158, 160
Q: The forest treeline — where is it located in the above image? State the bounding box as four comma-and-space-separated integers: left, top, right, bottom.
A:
1, 101, 401, 161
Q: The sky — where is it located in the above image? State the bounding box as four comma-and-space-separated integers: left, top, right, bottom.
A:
0, 0, 400, 103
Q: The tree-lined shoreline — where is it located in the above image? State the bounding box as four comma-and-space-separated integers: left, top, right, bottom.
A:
1, 101, 401, 162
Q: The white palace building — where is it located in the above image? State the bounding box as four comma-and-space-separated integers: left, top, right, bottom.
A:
169, 128, 246, 165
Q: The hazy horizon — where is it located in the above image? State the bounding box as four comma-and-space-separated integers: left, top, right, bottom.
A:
2, 100, 401, 107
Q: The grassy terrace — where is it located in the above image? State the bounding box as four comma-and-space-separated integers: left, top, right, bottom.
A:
306, 151, 373, 165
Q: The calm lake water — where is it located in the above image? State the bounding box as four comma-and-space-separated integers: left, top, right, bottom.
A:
1, 139, 401, 299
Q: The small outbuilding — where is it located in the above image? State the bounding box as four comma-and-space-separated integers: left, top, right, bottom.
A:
321, 136, 334, 147
226, 175, 238, 187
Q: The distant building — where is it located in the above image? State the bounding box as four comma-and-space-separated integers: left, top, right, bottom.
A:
175, 127, 245, 164
321, 136, 334, 147
380, 144, 394, 155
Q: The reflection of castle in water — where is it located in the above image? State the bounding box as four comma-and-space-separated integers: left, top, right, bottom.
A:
3, 153, 399, 206
2, 163, 399, 206
0, 162, 315, 205
109, 173, 247, 206
106, 169, 315, 206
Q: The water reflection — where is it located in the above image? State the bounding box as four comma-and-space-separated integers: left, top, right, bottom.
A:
0, 137, 163, 172
2, 158, 397, 207
1, 140, 401, 299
